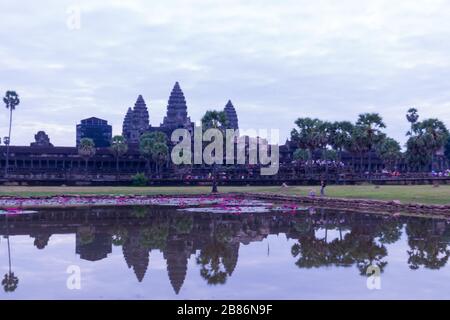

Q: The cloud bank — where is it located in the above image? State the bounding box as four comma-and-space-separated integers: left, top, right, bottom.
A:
1, 0, 450, 147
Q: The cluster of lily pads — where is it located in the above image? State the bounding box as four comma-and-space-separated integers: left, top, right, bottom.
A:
179, 198, 309, 214
0, 194, 308, 215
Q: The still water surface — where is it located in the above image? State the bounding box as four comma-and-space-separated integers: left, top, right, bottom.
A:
0, 204, 450, 299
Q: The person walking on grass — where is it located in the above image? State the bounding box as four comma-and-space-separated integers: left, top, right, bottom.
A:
320, 179, 327, 197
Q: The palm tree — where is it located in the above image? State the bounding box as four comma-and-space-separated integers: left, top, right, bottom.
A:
321, 149, 337, 178
3, 91, 20, 178
406, 108, 419, 136
201, 110, 228, 193
139, 135, 153, 175
329, 121, 354, 164
356, 113, 386, 178
412, 119, 449, 171
293, 148, 309, 177
2, 216, 18, 292
406, 135, 430, 172
110, 135, 128, 179
347, 125, 370, 176
376, 137, 401, 171
139, 131, 168, 177
152, 142, 169, 177
78, 138, 96, 177
329, 121, 354, 180
291, 118, 328, 178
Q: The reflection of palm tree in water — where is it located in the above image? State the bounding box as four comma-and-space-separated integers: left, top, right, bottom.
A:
291, 214, 389, 275
2, 216, 18, 292
196, 220, 236, 285
197, 241, 229, 285
406, 219, 450, 270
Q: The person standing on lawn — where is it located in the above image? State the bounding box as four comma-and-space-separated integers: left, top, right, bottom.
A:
320, 179, 327, 197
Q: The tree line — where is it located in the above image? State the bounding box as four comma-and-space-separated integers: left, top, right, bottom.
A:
290, 108, 450, 175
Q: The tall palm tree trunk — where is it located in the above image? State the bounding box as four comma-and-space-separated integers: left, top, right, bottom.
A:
308, 148, 313, 179
352, 154, 355, 174
431, 153, 434, 172
211, 163, 218, 193
6, 216, 12, 276
4, 108, 12, 178
116, 156, 120, 181
360, 152, 363, 177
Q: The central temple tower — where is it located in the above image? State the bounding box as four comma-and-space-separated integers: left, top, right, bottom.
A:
161, 82, 193, 131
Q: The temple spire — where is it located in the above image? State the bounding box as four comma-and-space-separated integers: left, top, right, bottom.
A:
122, 95, 150, 143
161, 82, 192, 130
224, 100, 239, 130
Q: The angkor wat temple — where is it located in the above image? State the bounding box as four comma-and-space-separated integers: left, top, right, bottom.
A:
122, 82, 239, 144
0, 82, 396, 185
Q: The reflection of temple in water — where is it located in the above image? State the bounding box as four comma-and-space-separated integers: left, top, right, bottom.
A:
122, 234, 150, 282
76, 232, 112, 262
1, 206, 450, 294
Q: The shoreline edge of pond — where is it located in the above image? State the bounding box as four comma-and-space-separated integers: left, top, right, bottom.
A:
0, 192, 449, 219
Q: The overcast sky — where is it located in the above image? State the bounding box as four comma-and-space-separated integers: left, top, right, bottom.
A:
1, 0, 450, 147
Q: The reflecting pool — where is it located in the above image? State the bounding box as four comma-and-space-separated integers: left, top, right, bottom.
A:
1, 203, 450, 299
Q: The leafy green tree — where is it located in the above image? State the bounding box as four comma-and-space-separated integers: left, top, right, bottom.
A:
406, 108, 419, 136
328, 121, 354, 164
139, 131, 168, 176
3, 91, 20, 177
201, 110, 228, 193
356, 113, 386, 176
444, 136, 450, 166
293, 148, 310, 162
110, 135, 128, 176
346, 125, 370, 175
293, 148, 309, 177
321, 149, 337, 178
406, 135, 431, 172
291, 118, 328, 177
202, 110, 228, 130
152, 142, 169, 176
376, 137, 402, 171
409, 119, 449, 171
131, 172, 148, 186
78, 138, 96, 175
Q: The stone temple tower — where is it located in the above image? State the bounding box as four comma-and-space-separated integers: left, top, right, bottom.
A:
122, 95, 150, 143
224, 100, 239, 130
161, 82, 193, 131
122, 108, 133, 141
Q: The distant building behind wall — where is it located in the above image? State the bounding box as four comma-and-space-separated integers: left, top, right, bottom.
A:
76, 117, 112, 147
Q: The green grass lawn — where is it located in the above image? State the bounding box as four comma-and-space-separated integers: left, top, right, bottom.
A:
0, 185, 449, 204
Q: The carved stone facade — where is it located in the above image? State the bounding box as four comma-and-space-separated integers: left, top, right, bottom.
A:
122, 82, 213, 143
122, 95, 150, 144
224, 100, 239, 130
30, 131, 53, 147
161, 82, 193, 131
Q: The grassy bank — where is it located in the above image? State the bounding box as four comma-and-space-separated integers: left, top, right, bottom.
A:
0, 185, 449, 205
